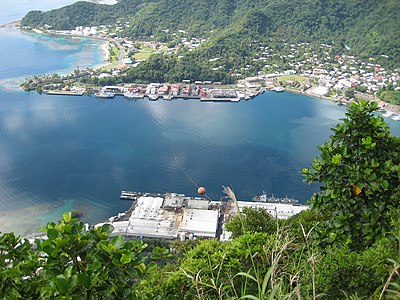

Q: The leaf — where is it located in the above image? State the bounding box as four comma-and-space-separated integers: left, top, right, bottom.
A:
135, 263, 147, 274
331, 154, 342, 165
70, 274, 79, 290
235, 271, 258, 283
261, 265, 275, 294
78, 273, 91, 288
63, 212, 72, 223
64, 265, 73, 278
111, 235, 124, 250
11, 288, 21, 298
101, 224, 114, 235
120, 252, 133, 264
55, 276, 69, 295
240, 295, 259, 300
47, 228, 59, 240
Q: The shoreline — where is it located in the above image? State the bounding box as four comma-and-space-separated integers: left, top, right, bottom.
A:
20, 29, 118, 69
285, 87, 400, 115
2, 23, 399, 114
0, 20, 21, 29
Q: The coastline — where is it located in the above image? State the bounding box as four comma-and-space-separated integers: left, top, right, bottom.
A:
286, 87, 400, 115
0, 201, 70, 237
19, 28, 115, 70
0, 20, 21, 29
2, 21, 399, 115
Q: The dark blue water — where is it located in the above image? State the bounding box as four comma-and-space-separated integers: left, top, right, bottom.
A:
0, 89, 376, 235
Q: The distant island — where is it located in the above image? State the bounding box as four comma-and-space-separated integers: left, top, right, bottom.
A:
18, 0, 400, 108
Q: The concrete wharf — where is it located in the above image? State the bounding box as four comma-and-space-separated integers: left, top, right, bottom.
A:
47, 90, 84, 96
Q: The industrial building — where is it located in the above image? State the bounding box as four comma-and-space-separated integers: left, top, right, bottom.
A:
96, 193, 221, 241
96, 191, 309, 241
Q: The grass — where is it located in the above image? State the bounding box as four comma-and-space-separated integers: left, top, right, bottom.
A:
133, 52, 153, 60
108, 45, 120, 63
276, 75, 309, 83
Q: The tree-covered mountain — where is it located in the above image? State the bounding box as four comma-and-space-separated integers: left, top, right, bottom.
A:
21, 0, 400, 83
21, 0, 400, 59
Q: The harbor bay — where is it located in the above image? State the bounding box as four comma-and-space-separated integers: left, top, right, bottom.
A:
0, 8, 399, 236
0, 89, 355, 235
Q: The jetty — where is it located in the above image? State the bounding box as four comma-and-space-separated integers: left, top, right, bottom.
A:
47, 90, 84, 96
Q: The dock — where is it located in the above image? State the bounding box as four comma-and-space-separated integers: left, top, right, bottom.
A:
120, 191, 164, 200
47, 90, 84, 96
106, 190, 310, 242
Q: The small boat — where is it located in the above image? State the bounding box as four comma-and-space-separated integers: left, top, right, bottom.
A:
392, 114, 400, 121
148, 94, 159, 101
382, 111, 394, 118
95, 91, 115, 98
124, 92, 143, 99
273, 87, 285, 92
163, 94, 173, 100
252, 191, 299, 204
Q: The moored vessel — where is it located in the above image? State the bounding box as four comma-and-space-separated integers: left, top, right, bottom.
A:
95, 90, 115, 98
124, 92, 144, 99
252, 192, 299, 204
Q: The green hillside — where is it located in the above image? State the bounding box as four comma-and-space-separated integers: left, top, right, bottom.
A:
20, 0, 400, 83
21, 0, 400, 60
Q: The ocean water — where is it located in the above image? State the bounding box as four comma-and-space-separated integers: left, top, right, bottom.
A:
0, 1, 399, 236
0, 28, 106, 90
0, 0, 103, 24
0, 90, 344, 235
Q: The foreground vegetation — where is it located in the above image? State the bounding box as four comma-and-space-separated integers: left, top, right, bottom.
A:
1, 101, 399, 299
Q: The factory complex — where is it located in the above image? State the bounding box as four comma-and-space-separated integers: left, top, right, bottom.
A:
95, 191, 309, 242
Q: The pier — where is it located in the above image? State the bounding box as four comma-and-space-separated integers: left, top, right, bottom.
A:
47, 90, 84, 96
41, 82, 264, 102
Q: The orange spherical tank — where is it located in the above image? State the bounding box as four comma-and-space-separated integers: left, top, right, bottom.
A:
197, 187, 206, 195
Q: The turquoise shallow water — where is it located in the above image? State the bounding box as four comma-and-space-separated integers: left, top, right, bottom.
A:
0, 28, 106, 90
0, 2, 399, 235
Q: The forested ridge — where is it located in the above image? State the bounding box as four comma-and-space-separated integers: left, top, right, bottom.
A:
21, 0, 400, 66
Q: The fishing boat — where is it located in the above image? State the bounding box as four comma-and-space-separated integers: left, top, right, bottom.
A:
163, 94, 173, 100
124, 92, 143, 99
273, 87, 285, 92
382, 111, 394, 118
95, 90, 115, 98
252, 192, 299, 204
148, 93, 159, 101
392, 114, 400, 121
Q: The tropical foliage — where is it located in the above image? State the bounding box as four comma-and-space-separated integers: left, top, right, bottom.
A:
0, 212, 159, 299
303, 101, 400, 249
